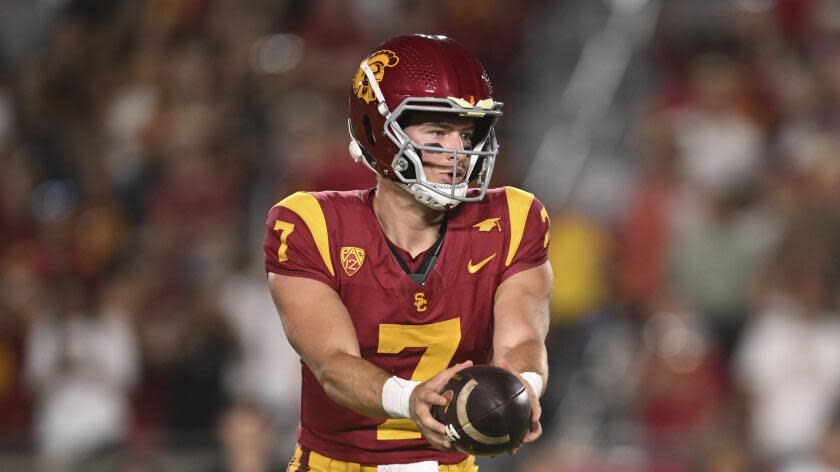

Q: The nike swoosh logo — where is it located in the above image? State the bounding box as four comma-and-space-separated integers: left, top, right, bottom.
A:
467, 253, 496, 273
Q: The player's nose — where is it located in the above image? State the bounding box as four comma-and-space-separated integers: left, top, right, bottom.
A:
424, 131, 467, 164
442, 131, 466, 153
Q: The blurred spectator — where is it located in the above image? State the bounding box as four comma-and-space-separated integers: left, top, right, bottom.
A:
669, 186, 777, 359
219, 255, 300, 449
25, 279, 139, 467
0, 248, 37, 448
671, 53, 764, 201
210, 402, 282, 472
140, 285, 239, 451
0, 144, 39, 247
664, 53, 776, 357
735, 218, 840, 467
615, 106, 679, 317
638, 305, 726, 466
548, 212, 610, 322
539, 211, 612, 438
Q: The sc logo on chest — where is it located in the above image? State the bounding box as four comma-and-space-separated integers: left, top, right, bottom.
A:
414, 292, 428, 312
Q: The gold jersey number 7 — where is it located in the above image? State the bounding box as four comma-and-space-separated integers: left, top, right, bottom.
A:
377, 318, 462, 440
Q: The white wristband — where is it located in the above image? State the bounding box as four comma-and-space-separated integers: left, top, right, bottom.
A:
521, 372, 544, 397
382, 376, 420, 419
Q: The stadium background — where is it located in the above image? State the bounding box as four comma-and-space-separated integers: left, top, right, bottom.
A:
2, 0, 840, 471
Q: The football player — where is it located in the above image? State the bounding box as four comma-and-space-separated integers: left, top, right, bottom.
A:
265, 34, 551, 471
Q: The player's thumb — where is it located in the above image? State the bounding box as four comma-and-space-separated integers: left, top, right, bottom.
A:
431, 360, 472, 388
451, 360, 473, 373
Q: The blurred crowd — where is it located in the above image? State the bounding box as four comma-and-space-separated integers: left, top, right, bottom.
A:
527, 1, 840, 471
4, 0, 840, 471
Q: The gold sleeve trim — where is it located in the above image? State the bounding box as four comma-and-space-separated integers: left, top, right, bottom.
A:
273, 192, 335, 277
504, 186, 535, 267
540, 206, 550, 248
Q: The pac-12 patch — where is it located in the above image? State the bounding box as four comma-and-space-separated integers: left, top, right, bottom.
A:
340, 247, 366, 277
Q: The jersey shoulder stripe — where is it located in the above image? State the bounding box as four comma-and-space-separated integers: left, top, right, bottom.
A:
273, 192, 335, 277
503, 186, 535, 267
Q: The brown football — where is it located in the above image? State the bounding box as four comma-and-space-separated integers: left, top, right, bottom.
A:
431, 365, 532, 456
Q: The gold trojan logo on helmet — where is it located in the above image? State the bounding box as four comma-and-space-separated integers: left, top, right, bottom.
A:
353, 49, 400, 104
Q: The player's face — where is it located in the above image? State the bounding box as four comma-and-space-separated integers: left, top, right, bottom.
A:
403, 114, 476, 185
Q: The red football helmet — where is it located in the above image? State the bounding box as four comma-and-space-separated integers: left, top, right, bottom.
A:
348, 34, 503, 210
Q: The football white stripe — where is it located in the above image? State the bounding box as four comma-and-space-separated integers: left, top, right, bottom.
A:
456, 379, 510, 445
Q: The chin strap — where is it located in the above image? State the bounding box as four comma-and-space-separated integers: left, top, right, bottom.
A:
405, 182, 462, 211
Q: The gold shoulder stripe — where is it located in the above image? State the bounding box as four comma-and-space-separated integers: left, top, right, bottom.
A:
504, 186, 535, 267
540, 206, 550, 248
273, 192, 335, 277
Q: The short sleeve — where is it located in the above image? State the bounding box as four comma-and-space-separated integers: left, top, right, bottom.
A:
500, 187, 550, 282
263, 193, 338, 290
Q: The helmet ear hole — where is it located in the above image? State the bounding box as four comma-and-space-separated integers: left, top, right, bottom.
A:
468, 156, 486, 182
363, 114, 376, 145
472, 116, 493, 145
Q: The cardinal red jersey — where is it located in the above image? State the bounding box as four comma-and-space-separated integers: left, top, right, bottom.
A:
263, 187, 550, 465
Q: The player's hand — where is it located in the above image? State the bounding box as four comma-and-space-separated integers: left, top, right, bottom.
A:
493, 358, 542, 454
409, 360, 473, 451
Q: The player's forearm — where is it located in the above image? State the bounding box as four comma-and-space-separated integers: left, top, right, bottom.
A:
492, 263, 552, 394
494, 339, 548, 393
313, 351, 392, 419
